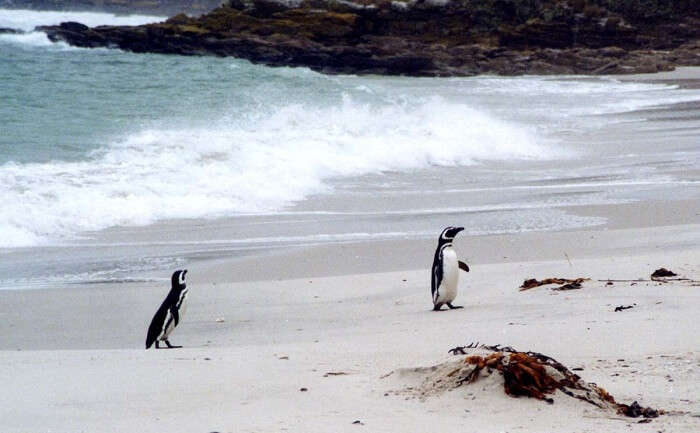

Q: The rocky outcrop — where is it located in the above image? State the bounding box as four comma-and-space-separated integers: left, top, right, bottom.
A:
37, 0, 700, 76
0, 27, 25, 34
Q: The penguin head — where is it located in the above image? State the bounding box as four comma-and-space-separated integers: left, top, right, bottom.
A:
171, 269, 187, 290
439, 226, 464, 244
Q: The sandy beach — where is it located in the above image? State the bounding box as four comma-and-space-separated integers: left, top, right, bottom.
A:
2, 195, 699, 432
2, 32, 700, 432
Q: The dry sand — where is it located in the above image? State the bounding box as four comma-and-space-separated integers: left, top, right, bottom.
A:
2, 198, 699, 432
2, 67, 700, 433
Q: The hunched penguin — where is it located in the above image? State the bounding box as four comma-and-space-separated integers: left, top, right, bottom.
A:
431, 227, 470, 311
146, 269, 188, 349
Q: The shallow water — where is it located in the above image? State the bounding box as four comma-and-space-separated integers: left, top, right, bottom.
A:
1, 9, 699, 288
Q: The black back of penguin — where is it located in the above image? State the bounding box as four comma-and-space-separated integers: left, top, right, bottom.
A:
145, 269, 187, 349
431, 226, 463, 297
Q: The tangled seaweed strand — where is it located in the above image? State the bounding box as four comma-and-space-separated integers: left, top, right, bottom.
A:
519, 278, 589, 291
448, 343, 660, 419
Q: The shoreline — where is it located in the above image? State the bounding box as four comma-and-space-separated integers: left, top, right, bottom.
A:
2, 196, 697, 291
1, 198, 698, 350
2, 56, 699, 432
1, 219, 698, 432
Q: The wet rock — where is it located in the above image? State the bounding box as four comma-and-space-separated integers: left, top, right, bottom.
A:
35, 1, 700, 76
0, 27, 24, 34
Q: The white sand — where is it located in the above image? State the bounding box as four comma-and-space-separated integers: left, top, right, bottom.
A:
1, 214, 699, 432
3, 64, 700, 430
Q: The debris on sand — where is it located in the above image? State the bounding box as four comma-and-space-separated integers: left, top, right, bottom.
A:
622, 401, 660, 418
520, 278, 589, 291
395, 343, 661, 419
614, 305, 635, 312
553, 282, 583, 291
651, 268, 677, 278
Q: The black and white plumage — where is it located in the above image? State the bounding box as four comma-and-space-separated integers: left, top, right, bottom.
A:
146, 270, 188, 349
431, 226, 470, 311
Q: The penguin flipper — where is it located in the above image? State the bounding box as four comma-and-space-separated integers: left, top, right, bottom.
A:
431, 252, 442, 297
145, 312, 163, 349
170, 306, 180, 327
458, 261, 470, 272
146, 304, 169, 349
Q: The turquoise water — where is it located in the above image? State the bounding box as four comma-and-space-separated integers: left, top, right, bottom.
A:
2, 9, 700, 288
0, 42, 348, 164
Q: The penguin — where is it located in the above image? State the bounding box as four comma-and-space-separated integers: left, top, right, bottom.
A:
146, 269, 188, 349
431, 226, 469, 311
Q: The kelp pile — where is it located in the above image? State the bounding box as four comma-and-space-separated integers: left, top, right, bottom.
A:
413, 343, 661, 419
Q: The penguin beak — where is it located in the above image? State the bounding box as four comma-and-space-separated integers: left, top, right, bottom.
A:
455, 227, 464, 234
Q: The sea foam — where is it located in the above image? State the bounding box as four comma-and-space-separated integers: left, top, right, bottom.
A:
0, 96, 554, 248
0, 9, 165, 32
0, 8, 164, 49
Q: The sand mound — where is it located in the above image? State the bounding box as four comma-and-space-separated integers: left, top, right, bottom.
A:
390, 345, 661, 419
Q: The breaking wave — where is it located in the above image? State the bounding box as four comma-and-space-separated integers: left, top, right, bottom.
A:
0, 96, 554, 247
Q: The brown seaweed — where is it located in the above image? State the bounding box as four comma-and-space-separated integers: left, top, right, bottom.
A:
447, 343, 661, 419
519, 278, 589, 291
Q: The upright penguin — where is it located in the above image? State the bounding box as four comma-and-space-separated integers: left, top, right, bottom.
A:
146, 269, 188, 349
431, 226, 470, 311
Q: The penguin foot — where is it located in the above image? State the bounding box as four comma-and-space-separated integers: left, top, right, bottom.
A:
447, 303, 463, 309
432, 303, 444, 311
164, 340, 182, 349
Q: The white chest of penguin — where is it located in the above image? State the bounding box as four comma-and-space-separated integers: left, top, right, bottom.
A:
163, 290, 188, 338
177, 290, 189, 318
440, 247, 459, 301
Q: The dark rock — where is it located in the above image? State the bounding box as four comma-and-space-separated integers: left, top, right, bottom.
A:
249, 0, 291, 18
59, 21, 89, 32
0, 27, 24, 35
593, 61, 620, 74
600, 46, 626, 57
651, 268, 677, 278
33, 1, 700, 76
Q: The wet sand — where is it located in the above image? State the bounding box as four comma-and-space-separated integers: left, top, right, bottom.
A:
1, 200, 699, 432
1, 68, 700, 432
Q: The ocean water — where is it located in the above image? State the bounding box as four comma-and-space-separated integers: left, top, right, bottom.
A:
1, 9, 699, 288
